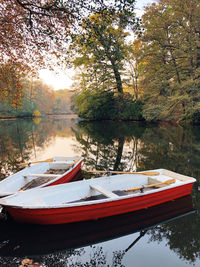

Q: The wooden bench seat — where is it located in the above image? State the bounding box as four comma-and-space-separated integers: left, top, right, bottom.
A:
90, 184, 118, 198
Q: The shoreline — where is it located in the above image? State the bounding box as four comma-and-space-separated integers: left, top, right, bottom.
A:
0, 113, 78, 121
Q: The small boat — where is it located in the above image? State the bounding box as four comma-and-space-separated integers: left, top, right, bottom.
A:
0, 156, 82, 197
0, 169, 196, 225
0, 195, 194, 257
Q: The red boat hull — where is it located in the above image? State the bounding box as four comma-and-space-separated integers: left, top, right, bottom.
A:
6, 182, 194, 225
0, 196, 194, 257
45, 160, 82, 186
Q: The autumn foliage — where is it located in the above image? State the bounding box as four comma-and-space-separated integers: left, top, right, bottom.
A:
0, 0, 72, 67
0, 62, 31, 108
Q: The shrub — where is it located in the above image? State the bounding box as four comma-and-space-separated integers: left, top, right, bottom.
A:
74, 90, 116, 120
32, 109, 41, 117
115, 94, 143, 120
74, 90, 144, 121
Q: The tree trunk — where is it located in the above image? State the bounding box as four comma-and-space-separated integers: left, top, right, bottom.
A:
110, 58, 123, 94
166, 28, 181, 84
113, 137, 124, 170
134, 74, 138, 100
196, 38, 200, 73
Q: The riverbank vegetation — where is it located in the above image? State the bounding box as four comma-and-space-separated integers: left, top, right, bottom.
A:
0, 0, 200, 124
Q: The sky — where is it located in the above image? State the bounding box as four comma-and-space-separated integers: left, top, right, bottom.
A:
135, 0, 155, 16
39, 0, 155, 91
39, 68, 75, 90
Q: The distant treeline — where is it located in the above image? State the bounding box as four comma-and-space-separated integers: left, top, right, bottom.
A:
0, 77, 75, 118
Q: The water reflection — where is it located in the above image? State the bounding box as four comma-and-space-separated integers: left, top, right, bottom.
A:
1, 118, 200, 266
0, 116, 80, 180
1, 118, 200, 181
73, 121, 146, 172
74, 121, 200, 179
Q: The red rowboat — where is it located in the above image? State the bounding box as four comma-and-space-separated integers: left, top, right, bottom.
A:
0, 169, 196, 225
0, 156, 82, 197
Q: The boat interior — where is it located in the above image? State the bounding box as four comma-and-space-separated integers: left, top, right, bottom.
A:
0, 171, 189, 207
20, 160, 79, 190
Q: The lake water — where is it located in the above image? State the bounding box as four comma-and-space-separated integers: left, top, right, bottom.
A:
0, 116, 200, 267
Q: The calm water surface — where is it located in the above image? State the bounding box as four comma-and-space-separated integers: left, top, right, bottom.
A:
0, 116, 200, 267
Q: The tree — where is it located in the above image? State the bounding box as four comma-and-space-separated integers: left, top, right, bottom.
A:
70, 3, 146, 121
53, 89, 75, 114
139, 0, 200, 122
0, 76, 56, 117
71, 6, 137, 94
0, 62, 30, 108
124, 40, 144, 100
29, 80, 55, 114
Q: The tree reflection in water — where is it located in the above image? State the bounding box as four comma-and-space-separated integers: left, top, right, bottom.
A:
72, 121, 146, 172
0, 247, 126, 267
148, 214, 200, 264
74, 121, 200, 180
